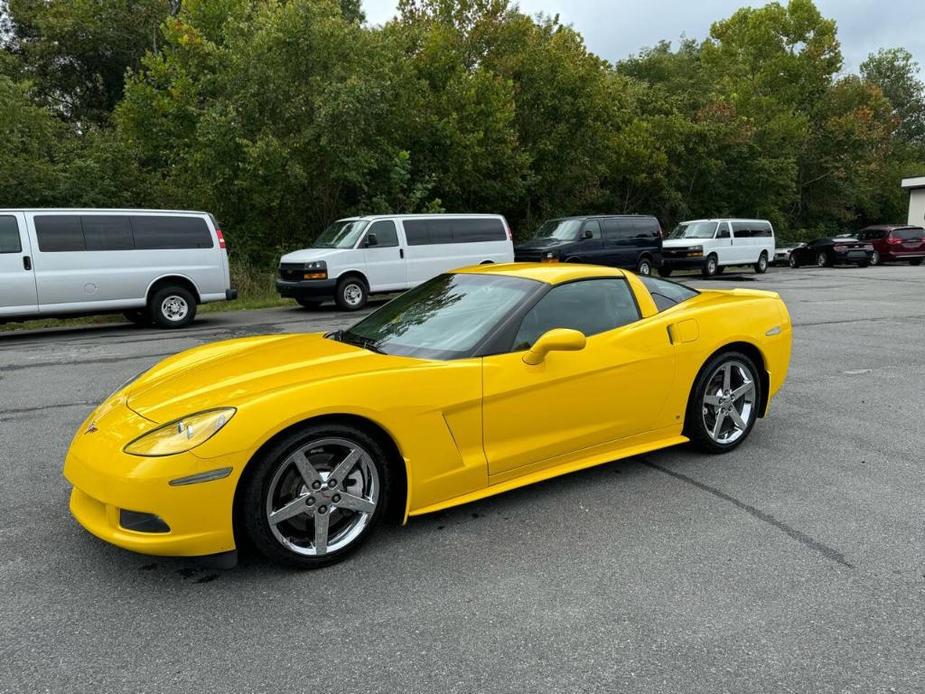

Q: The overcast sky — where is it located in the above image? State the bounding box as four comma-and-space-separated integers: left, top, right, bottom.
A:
362, 0, 925, 73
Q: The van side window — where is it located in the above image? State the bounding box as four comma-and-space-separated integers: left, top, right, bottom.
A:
365, 220, 398, 247
756, 222, 773, 237
512, 279, 640, 351
82, 216, 134, 251
716, 223, 730, 239
731, 222, 752, 238
630, 218, 658, 238
600, 218, 623, 241
0, 216, 22, 253
132, 216, 214, 249
403, 218, 506, 245
35, 215, 85, 252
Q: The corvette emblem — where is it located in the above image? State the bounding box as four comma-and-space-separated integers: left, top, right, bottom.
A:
85, 421, 98, 434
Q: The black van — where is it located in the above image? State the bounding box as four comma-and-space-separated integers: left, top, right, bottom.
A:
514, 215, 663, 275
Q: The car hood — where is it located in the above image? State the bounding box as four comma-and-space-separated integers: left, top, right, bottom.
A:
125, 334, 418, 424
279, 247, 350, 264
515, 238, 572, 251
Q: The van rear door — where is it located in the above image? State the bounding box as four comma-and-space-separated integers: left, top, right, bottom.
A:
0, 212, 39, 317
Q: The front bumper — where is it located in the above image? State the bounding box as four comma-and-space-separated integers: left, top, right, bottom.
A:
63, 401, 244, 557
276, 278, 338, 300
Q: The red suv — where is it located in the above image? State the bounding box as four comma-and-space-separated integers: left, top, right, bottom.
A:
857, 225, 925, 266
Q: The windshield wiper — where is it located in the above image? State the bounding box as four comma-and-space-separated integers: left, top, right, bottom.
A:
338, 331, 386, 354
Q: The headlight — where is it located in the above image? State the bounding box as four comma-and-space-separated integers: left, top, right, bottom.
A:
124, 408, 236, 457
303, 261, 327, 270
687, 246, 703, 256
301, 260, 327, 280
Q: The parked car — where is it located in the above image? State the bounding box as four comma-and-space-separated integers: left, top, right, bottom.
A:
856, 225, 925, 266
788, 237, 874, 267
660, 219, 775, 277
0, 209, 235, 328
277, 214, 513, 310
64, 263, 792, 568
773, 243, 805, 266
513, 214, 662, 276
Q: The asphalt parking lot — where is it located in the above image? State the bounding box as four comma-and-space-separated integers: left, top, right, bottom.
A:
1, 265, 923, 693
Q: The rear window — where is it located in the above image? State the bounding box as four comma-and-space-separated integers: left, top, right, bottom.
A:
132, 216, 213, 249
0, 216, 22, 253
858, 229, 885, 240
403, 218, 506, 246
639, 276, 699, 312
894, 228, 924, 240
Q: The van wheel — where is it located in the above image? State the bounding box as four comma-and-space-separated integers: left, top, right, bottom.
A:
702, 254, 718, 277
123, 310, 149, 326
754, 252, 769, 274
149, 285, 197, 329
335, 276, 368, 311
636, 257, 653, 276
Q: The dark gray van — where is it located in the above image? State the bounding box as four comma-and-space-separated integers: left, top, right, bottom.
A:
514, 215, 663, 275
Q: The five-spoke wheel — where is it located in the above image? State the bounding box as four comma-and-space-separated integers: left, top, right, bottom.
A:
241, 425, 391, 568
686, 352, 761, 452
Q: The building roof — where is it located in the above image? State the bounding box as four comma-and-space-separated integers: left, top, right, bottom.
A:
901, 176, 925, 190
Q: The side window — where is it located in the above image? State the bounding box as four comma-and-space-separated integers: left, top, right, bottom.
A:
132, 216, 213, 249
757, 222, 773, 238
403, 220, 429, 246
428, 219, 455, 245
364, 220, 398, 248
716, 223, 730, 239
0, 216, 22, 253
82, 216, 134, 251
454, 218, 506, 242
579, 219, 602, 240
512, 279, 640, 351
35, 215, 85, 252
731, 222, 751, 238
600, 218, 626, 241
639, 276, 699, 312
633, 218, 660, 239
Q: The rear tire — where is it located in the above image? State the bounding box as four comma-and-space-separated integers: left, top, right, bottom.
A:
335, 276, 368, 311
870, 251, 880, 266
816, 251, 830, 268
148, 285, 197, 329
685, 351, 762, 454
239, 423, 392, 569
754, 252, 768, 274
702, 254, 718, 278
910, 258, 923, 266
789, 254, 799, 268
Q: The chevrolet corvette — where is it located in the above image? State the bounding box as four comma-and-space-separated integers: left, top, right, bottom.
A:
64, 263, 792, 568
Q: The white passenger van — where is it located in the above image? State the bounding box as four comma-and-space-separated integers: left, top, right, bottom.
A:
659, 218, 776, 277
0, 209, 235, 329
277, 214, 515, 310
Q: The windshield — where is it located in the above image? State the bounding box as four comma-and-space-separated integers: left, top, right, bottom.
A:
313, 220, 369, 248
670, 221, 718, 239
337, 273, 539, 359
531, 219, 582, 241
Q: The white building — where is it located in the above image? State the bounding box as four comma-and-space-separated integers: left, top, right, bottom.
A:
902, 176, 925, 226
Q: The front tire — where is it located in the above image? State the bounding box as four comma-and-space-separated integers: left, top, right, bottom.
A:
685, 351, 762, 454
148, 285, 197, 329
816, 251, 830, 268
702, 254, 719, 277
636, 256, 653, 276
870, 251, 880, 266
789, 254, 799, 268
240, 424, 392, 569
754, 252, 768, 274
335, 276, 368, 311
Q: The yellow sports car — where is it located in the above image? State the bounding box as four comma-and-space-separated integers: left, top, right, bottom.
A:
64, 263, 791, 568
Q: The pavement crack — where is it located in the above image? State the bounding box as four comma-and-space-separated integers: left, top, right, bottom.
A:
0, 351, 177, 373
638, 457, 854, 569
0, 400, 97, 417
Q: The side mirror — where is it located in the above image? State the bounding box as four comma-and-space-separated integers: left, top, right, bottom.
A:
365, 233, 378, 247
523, 328, 587, 365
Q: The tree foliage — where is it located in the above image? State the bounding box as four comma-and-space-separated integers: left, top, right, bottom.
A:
1, 0, 923, 262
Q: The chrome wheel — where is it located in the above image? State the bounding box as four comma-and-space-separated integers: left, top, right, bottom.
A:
870, 251, 880, 266
637, 258, 652, 276
265, 437, 379, 557
161, 295, 189, 322
701, 360, 756, 445
343, 283, 363, 307
816, 251, 828, 267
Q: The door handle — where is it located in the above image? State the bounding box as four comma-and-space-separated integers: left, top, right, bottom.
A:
399, 248, 404, 259
23, 256, 32, 271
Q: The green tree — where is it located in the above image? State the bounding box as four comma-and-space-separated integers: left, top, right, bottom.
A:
861, 48, 925, 147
